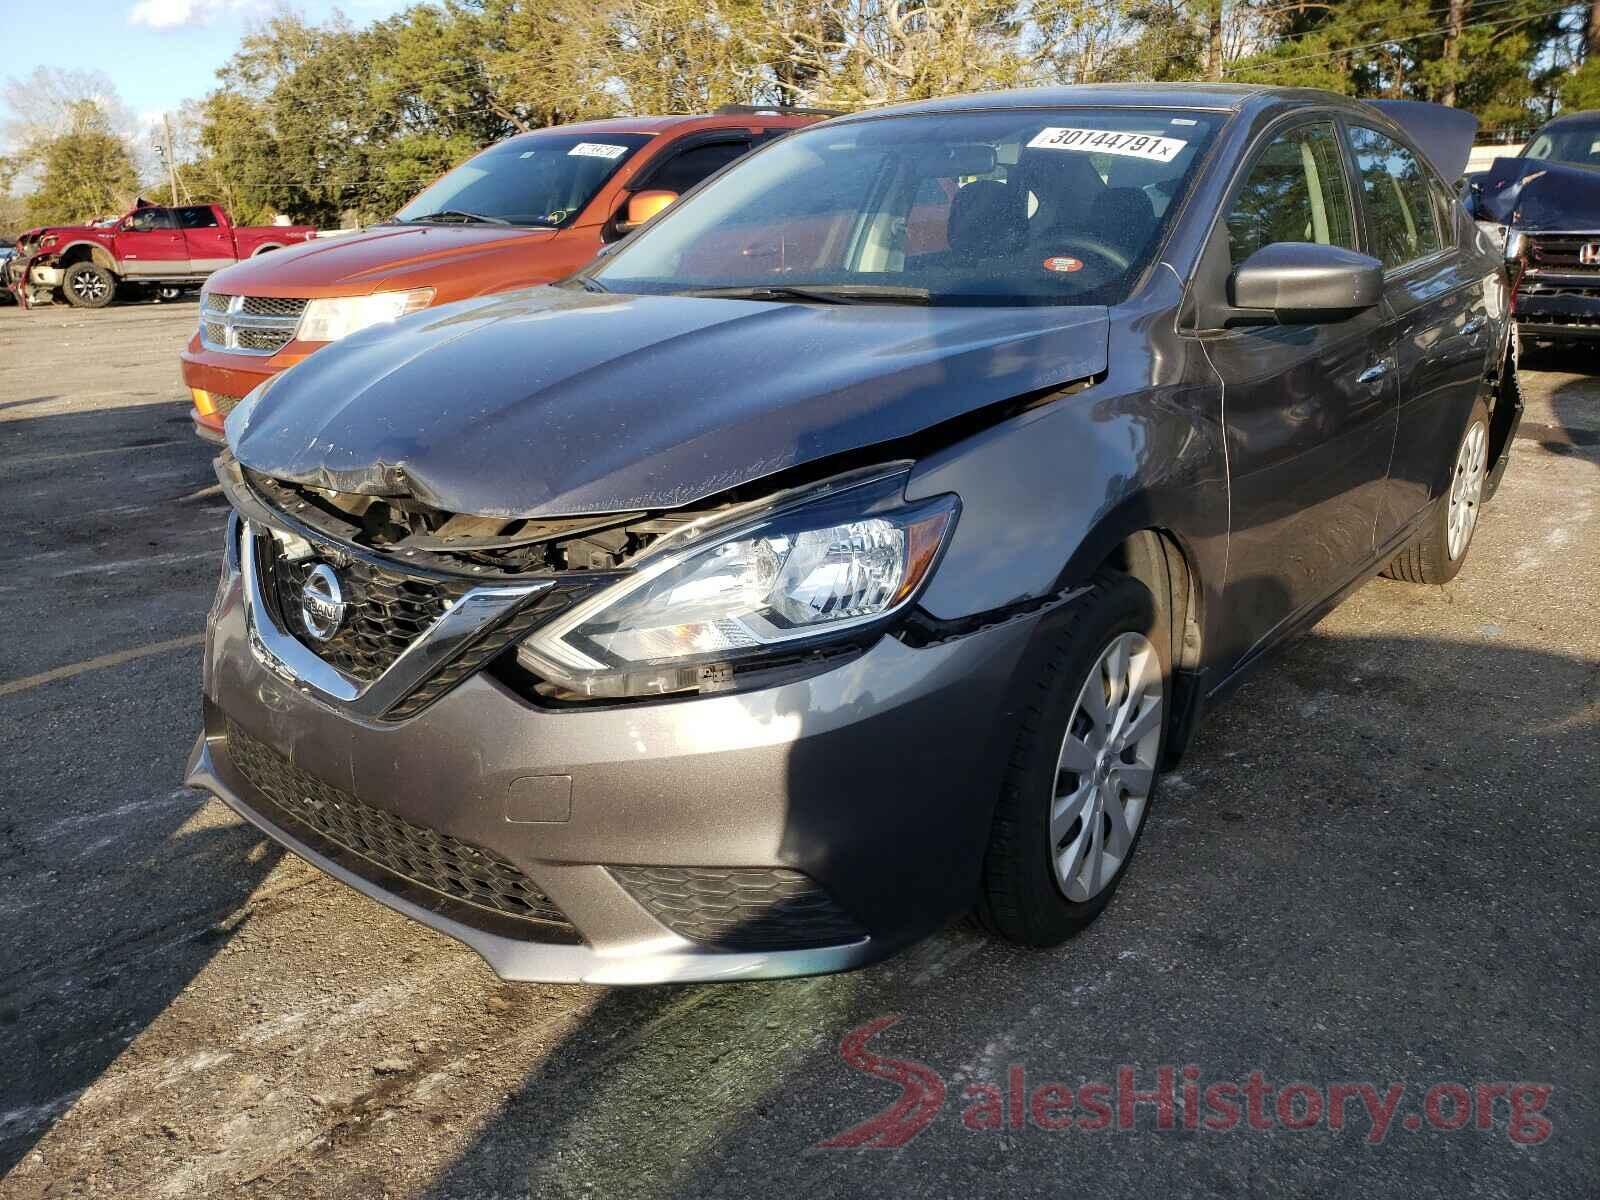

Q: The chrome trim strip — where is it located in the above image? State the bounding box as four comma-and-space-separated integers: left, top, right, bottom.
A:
240, 521, 550, 717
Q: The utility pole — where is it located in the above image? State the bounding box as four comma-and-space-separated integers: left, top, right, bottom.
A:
161, 114, 184, 205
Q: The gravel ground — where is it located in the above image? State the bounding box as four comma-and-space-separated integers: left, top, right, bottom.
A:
0, 300, 1596, 1199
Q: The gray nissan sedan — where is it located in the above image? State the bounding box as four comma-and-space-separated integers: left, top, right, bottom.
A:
190, 85, 1518, 984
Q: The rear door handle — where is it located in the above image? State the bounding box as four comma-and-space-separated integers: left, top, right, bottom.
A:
1462, 316, 1488, 336
1358, 360, 1392, 385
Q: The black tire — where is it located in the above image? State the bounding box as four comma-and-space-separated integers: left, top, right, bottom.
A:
62, 261, 115, 309
1382, 398, 1490, 585
976, 570, 1170, 947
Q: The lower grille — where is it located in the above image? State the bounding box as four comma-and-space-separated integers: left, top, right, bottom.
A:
226, 719, 574, 932
609, 865, 867, 951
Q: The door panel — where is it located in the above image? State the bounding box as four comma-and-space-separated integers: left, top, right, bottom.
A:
115, 208, 188, 275
1377, 256, 1488, 536
177, 206, 237, 274
1345, 124, 1487, 540
1205, 118, 1398, 669
1208, 314, 1396, 668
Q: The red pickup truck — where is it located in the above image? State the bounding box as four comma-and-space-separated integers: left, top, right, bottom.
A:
5, 203, 317, 309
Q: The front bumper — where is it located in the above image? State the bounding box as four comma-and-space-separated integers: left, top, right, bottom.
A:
187, 557, 1037, 984
180, 335, 314, 441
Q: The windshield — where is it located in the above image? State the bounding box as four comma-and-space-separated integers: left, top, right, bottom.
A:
1523, 121, 1600, 168
590, 108, 1221, 306
392, 132, 653, 228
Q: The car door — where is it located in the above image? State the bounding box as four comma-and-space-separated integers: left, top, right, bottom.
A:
115, 207, 188, 276
1198, 117, 1399, 669
176, 205, 237, 273
1345, 123, 1492, 542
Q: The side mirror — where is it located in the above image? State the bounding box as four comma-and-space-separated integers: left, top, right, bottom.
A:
1229, 242, 1384, 323
615, 189, 679, 234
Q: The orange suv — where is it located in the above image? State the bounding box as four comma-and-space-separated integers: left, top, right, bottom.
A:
182, 108, 827, 441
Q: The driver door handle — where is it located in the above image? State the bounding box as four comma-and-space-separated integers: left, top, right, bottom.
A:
1462, 316, 1487, 336
1357, 359, 1393, 386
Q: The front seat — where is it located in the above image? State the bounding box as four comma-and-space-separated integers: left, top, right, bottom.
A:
946, 180, 1029, 265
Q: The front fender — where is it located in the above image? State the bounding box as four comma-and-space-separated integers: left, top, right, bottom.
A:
904, 299, 1227, 626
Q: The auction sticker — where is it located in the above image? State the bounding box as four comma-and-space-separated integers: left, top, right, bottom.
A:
1027, 127, 1187, 163
568, 142, 629, 159
1042, 256, 1084, 273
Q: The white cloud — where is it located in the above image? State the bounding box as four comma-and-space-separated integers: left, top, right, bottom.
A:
129, 0, 209, 29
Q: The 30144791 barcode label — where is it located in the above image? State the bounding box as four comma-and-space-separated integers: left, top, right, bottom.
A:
1026, 127, 1188, 163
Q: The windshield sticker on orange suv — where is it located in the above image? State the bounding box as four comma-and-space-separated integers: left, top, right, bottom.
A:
569, 143, 629, 159
1027, 127, 1187, 163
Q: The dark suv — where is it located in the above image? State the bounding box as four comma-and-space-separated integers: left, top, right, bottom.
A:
190, 85, 1516, 984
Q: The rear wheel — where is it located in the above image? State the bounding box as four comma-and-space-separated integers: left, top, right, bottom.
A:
62, 261, 115, 309
1383, 398, 1489, 585
976, 571, 1169, 947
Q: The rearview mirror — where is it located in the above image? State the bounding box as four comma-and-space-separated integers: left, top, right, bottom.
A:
616, 189, 679, 234
1229, 242, 1384, 323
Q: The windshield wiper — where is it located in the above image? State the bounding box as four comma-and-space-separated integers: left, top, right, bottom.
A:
399, 209, 511, 226
678, 284, 932, 305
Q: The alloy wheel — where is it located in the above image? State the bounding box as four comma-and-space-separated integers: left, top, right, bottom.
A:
72, 272, 108, 303
1049, 631, 1164, 902
1447, 419, 1487, 560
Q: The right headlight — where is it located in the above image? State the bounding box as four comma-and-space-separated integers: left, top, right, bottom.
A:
516, 469, 958, 700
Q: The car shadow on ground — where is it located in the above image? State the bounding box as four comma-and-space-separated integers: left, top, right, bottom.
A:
416, 623, 1600, 1199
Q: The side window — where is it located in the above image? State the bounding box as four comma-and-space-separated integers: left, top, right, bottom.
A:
127, 208, 177, 232
1226, 121, 1357, 265
1348, 126, 1443, 270
646, 141, 750, 195
176, 205, 219, 229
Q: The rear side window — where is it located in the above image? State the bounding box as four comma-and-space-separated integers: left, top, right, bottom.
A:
176, 206, 219, 229
645, 141, 751, 195
1226, 121, 1357, 265
1348, 126, 1443, 270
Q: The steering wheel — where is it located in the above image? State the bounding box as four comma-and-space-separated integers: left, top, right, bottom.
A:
1037, 235, 1132, 275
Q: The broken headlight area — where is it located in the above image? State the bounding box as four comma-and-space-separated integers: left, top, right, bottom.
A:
514, 469, 958, 701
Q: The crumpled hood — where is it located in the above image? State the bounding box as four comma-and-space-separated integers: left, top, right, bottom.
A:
1474, 157, 1600, 230
204, 224, 557, 294
228, 286, 1109, 518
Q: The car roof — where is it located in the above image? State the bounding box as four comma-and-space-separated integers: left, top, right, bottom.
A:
1538, 109, 1600, 127
827, 83, 1366, 123
495, 112, 813, 143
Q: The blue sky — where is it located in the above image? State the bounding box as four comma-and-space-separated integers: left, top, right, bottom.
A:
4, 0, 415, 123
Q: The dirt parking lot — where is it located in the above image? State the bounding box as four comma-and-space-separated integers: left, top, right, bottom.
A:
1, 298, 1597, 1198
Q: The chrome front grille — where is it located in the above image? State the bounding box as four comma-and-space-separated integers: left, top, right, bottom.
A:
199, 293, 308, 356
1525, 235, 1600, 274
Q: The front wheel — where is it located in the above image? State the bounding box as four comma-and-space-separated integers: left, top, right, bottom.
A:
62, 262, 115, 309
976, 571, 1169, 947
1383, 398, 1489, 585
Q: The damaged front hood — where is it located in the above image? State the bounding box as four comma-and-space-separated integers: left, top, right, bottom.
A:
228, 286, 1109, 517
1474, 157, 1600, 229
